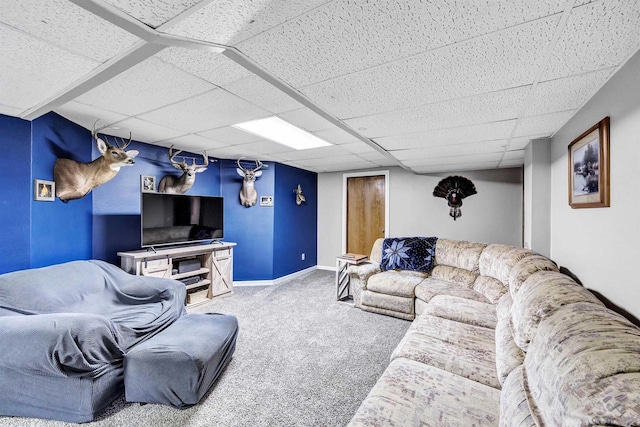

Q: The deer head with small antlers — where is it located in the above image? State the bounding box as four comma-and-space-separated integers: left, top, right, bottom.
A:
54, 121, 138, 202
158, 145, 209, 194
236, 158, 263, 207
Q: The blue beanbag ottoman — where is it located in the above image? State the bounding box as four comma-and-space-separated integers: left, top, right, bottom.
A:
124, 313, 238, 408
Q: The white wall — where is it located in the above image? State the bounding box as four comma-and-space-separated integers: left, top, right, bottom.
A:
524, 139, 551, 257
317, 166, 523, 267
550, 49, 640, 320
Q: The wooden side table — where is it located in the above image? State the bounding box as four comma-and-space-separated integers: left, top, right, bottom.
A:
336, 254, 368, 301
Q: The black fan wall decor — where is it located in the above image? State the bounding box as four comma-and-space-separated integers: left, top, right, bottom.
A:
433, 176, 477, 221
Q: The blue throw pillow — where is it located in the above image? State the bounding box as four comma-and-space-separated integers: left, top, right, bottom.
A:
380, 237, 438, 273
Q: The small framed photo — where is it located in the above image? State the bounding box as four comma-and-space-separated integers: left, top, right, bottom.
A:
34, 179, 55, 201
260, 195, 274, 207
568, 117, 610, 208
141, 175, 156, 193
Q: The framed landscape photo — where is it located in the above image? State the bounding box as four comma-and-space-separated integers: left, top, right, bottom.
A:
34, 179, 55, 201
141, 175, 156, 193
568, 117, 610, 208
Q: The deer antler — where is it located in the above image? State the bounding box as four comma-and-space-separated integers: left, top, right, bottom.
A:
194, 151, 208, 168
169, 145, 186, 168
251, 159, 263, 172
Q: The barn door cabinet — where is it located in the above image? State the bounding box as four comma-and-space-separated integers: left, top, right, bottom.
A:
118, 242, 235, 306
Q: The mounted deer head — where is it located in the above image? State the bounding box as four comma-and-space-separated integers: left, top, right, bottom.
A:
54, 121, 138, 202
294, 184, 306, 205
236, 158, 263, 207
158, 145, 208, 194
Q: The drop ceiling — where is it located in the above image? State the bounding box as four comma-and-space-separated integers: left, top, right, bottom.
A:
1, 0, 639, 173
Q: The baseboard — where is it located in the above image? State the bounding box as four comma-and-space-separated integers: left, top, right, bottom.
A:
234, 266, 318, 287
316, 265, 337, 272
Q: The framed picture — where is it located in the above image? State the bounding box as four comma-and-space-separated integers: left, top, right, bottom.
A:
141, 175, 156, 193
568, 117, 610, 208
260, 195, 274, 207
34, 179, 55, 201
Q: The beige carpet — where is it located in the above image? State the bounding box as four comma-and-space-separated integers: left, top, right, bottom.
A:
1, 269, 410, 427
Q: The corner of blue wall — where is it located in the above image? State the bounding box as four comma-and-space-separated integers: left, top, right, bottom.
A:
0, 114, 31, 273
273, 163, 318, 278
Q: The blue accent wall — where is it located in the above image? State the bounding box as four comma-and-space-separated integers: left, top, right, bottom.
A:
220, 159, 275, 281
31, 113, 93, 267
273, 163, 317, 278
0, 115, 31, 273
0, 113, 318, 281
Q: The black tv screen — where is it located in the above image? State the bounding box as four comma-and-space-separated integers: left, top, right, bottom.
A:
141, 193, 224, 248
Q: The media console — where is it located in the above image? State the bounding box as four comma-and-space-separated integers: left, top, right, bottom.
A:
118, 242, 236, 306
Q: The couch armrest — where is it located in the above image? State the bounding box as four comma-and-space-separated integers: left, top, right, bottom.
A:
0, 313, 124, 378
348, 262, 381, 307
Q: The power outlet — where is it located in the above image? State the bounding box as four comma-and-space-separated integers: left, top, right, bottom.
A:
301, 253, 306, 261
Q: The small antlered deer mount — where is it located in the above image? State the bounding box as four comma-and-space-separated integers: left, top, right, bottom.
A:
236, 158, 264, 207
158, 145, 209, 194
54, 121, 139, 202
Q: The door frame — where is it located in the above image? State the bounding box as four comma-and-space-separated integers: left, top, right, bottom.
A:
342, 170, 390, 254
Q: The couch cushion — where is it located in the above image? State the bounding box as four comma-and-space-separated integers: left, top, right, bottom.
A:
500, 365, 536, 427
435, 238, 487, 272
430, 264, 478, 288
473, 276, 508, 303
422, 295, 497, 329
511, 271, 603, 350
361, 290, 414, 316
415, 277, 490, 304
495, 315, 524, 386
366, 270, 426, 297
525, 303, 640, 425
479, 244, 536, 286
391, 314, 500, 389
348, 358, 500, 427
508, 254, 558, 297
369, 238, 384, 264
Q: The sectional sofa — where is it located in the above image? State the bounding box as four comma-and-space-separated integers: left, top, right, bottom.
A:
347, 237, 640, 426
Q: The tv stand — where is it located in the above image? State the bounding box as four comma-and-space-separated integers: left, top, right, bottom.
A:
118, 242, 236, 306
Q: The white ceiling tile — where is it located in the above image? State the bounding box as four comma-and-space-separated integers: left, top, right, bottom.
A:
205, 145, 262, 160
391, 139, 508, 161
223, 74, 303, 114
312, 127, 362, 145
237, 140, 298, 155
357, 151, 399, 166
502, 150, 526, 161
137, 89, 271, 133
107, 116, 187, 143
508, 134, 551, 151
0, 104, 23, 117
411, 162, 500, 174
300, 17, 558, 118
239, 0, 566, 87
102, 0, 201, 28
514, 111, 575, 137
403, 152, 502, 167
275, 146, 350, 162
345, 87, 530, 138
340, 142, 379, 155
0, 26, 100, 112
376, 120, 516, 151
153, 134, 228, 152
198, 126, 264, 145
157, 47, 252, 86
167, 0, 327, 45
315, 161, 379, 173
298, 154, 366, 167
543, 0, 640, 81
54, 101, 129, 131
526, 68, 615, 116
0, 0, 140, 62
277, 108, 335, 132
75, 57, 216, 116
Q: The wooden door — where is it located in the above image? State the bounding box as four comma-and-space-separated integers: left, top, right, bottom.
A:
346, 175, 385, 256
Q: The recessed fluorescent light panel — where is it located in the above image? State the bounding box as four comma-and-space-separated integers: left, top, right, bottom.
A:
232, 117, 332, 150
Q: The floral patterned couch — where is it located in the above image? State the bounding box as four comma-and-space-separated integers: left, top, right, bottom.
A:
347, 238, 640, 425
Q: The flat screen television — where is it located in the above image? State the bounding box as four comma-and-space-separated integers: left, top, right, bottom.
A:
141, 193, 224, 248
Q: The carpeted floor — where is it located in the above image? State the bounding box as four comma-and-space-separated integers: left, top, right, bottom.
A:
1, 269, 410, 427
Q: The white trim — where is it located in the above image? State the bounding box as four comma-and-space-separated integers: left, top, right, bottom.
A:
233, 266, 317, 287
316, 265, 337, 272
341, 170, 390, 254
